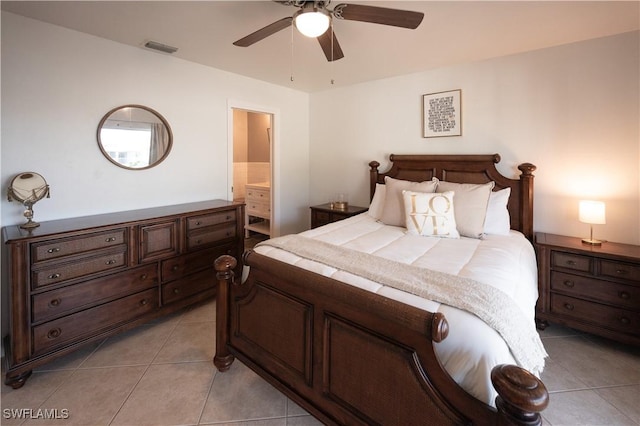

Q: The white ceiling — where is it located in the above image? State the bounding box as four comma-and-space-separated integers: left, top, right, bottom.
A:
3, 1, 639, 92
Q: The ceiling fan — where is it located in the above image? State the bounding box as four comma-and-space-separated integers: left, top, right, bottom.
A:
233, 1, 424, 62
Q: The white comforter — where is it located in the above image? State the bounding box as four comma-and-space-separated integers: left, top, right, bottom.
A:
253, 213, 543, 406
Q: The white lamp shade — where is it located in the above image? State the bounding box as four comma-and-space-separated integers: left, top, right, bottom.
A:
294, 10, 330, 38
579, 200, 606, 225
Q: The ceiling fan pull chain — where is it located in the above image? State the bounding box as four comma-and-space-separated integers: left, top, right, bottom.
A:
290, 21, 295, 82
330, 22, 335, 84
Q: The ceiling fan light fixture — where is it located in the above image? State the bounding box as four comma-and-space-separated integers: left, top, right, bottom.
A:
294, 8, 330, 38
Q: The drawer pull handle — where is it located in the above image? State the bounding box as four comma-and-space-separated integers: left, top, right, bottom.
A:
619, 317, 630, 325
615, 269, 629, 275
49, 298, 61, 307
563, 303, 574, 311
47, 328, 62, 339
566, 260, 576, 266
47, 247, 60, 254
619, 291, 630, 300
139, 299, 148, 306
105, 260, 117, 265
105, 237, 117, 242
48, 273, 61, 280
195, 221, 202, 226
140, 274, 148, 280
563, 280, 575, 288
172, 265, 179, 271
173, 288, 180, 294
226, 215, 232, 220
196, 240, 202, 245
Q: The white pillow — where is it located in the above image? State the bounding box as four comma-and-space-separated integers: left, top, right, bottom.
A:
435, 180, 494, 238
402, 190, 460, 238
368, 183, 386, 220
380, 177, 438, 227
484, 187, 511, 235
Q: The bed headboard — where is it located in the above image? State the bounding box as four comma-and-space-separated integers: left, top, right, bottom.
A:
369, 154, 536, 240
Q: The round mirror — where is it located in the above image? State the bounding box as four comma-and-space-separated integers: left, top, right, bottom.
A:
97, 105, 173, 170
7, 172, 50, 229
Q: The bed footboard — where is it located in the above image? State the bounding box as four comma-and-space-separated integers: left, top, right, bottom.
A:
214, 254, 548, 425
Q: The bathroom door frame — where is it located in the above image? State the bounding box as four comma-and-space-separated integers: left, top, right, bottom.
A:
227, 99, 279, 237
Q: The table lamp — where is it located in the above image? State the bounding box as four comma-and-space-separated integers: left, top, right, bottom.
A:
579, 200, 606, 245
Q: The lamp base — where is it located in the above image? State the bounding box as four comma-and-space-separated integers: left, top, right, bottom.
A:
582, 238, 603, 246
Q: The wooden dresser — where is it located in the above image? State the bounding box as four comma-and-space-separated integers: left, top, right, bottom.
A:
3, 200, 244, 388
535, 232, 640, 345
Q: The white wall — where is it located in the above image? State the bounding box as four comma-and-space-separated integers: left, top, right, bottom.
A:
310, 31, 640, 245
1, 12, 310, 236
1, 12, 311, 344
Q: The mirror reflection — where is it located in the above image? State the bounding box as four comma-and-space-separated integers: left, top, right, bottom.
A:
97, 105, 172, 170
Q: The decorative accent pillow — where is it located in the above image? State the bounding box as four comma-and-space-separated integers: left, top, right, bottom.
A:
402, 190, 460, 238
435, 180, 495, 238
484, 187, 511, 235
380, 177, 438, 227
368, 183, 386, 220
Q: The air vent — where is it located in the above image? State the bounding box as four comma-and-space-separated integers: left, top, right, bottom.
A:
144, 41, 178, 54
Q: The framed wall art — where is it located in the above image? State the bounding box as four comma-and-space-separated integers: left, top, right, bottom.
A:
422, 89, 462, 138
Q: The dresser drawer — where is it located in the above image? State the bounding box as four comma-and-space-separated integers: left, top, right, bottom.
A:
32, 264, 158, 324
32, 248, 127, 289
246, 187, 270, 202
32, 288, 158, 356
551, 271, 638, 309
551, 251, 592, 273
162, 268, 214, 305
600, 260, 640, 283
246, 200, 270, 217
550, 293, 639, 335
161, 244, 234, 282
32, 229, 126, 262
187, 224, 236, 250
187, 211, 236, 231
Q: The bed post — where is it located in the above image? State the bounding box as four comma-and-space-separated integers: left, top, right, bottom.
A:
491, 364, 549, 426
517, 163, 536, 241
369, 160, 380, 202
213, 254, 237, 372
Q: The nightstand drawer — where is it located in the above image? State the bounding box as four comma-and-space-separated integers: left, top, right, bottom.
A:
601, 260, 640, 283
550, 293, 638, 334
551, 251, 592, 273
551, 271, 638, 309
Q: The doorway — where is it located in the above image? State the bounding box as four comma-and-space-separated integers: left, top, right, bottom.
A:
231, 108, 273, 245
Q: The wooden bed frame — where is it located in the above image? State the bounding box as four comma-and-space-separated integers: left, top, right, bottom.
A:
214, 154, 547, 425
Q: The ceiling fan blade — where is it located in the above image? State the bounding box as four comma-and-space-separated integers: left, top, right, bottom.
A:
233, 17, 293, 47
317, 29, 345, 62
333, 4, 424, 29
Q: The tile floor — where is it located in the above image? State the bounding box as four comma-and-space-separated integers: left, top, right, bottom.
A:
2, 298, 639, 425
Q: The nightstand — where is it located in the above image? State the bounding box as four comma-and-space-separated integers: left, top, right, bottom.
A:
535, 232, 640, 345
310, 203, 368, 229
